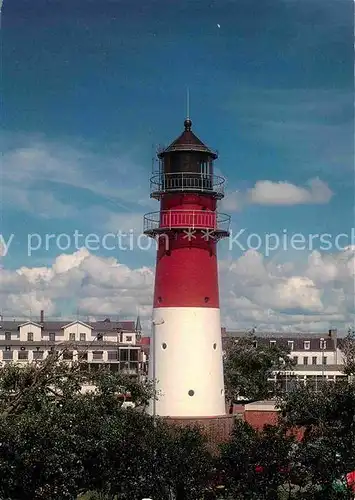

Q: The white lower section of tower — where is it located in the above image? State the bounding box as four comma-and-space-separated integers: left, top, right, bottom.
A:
147, 307, 226, 418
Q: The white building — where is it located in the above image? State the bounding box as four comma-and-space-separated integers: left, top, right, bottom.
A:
0, 312, 147, 378
223, 329, 349, 390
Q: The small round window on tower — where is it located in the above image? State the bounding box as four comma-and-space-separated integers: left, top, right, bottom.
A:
157, 296, 162, 303
204, 296, 209, 303
213, 343, 217, 350
188, 390, 195, 397
162, 343, 167, 350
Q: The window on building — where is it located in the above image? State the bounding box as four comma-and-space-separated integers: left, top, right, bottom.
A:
119, 349, 129, 362
129, 362, 139, 372
49, 333, 55, 342
5, 332, 11, 341
293, 356, 298, 364
129, 349, 139, 361
3, 350, 12, 360
304, 341, 310, 350
18, 350, 28, 360
320, 339, 327, 350
80, 333, 86, 341
92, 351, 103, 360
270, 340, 276, 347
69, 332, 75, 341
27, 332, 34, 341
303, 357, 308, 365
253, 340, 258, 348
125, 335, 132, 342
97, 333, 103, 341
322, 357, 327, 365
312, 356, 317, 365
288, 341, 294, 350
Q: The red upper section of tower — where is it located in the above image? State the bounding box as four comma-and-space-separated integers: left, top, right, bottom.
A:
144, 118, 231, 309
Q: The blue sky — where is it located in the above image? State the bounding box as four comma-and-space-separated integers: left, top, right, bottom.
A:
1, 0, 354, 327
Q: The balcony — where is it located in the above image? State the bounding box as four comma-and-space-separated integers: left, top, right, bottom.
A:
143, 210, 231, 239
150, 172, 225, 200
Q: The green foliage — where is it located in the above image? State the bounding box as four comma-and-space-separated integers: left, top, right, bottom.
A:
0, 359, 213, 500
220, 420, 296, 500
2, 341, 355, 500
223, 333, 295, 403
342, 328, 355, 376
276, 382, 355, 498
222, 340, 355, 500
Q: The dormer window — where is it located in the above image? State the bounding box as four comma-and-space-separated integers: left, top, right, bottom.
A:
320, 339, 326, 350
27, 332, 33, 341
304, 341, 310, 350
69, 333, 75, 341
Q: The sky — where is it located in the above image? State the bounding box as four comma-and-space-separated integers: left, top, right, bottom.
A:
1, 0, 354, 332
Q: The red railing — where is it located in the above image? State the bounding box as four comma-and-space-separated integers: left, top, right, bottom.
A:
143, 210, 230, 234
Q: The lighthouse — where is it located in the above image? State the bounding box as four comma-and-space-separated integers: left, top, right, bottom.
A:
144, 118, 230, 418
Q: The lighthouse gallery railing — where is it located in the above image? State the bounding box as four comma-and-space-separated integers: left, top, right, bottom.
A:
143, 210, 231, 233
150, 172, 225, 198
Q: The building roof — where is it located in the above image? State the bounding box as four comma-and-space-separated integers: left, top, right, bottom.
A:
158, 119, 217, 158
224, 330, 339, 339
222, 330, 340, 351
0, 319, 136, 332
223, 337, 337, 352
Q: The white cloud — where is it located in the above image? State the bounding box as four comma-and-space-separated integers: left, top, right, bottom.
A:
220, 247, 354, 332
1, 135, 150, 220
0, 247, 353, 333
218, 178, 333, 213
2, 135, 335, 226
1, 248, 154, 321
248, 177, 333, 206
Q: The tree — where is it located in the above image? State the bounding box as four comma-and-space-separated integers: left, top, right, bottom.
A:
0, 357, 153, 499
223, 332, 295, 403
277, 382, 355, 499
0, 357, 213, 500
220, 419, 296, 500
341, 327, 355, 377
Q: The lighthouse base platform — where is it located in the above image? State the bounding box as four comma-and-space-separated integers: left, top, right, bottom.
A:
164, 414, 234, 454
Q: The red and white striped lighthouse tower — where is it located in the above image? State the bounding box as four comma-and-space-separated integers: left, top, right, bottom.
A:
144, 118, 230, 418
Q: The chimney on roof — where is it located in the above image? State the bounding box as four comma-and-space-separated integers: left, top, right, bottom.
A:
40, 310, 44, 323
328, 328, 337, 337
